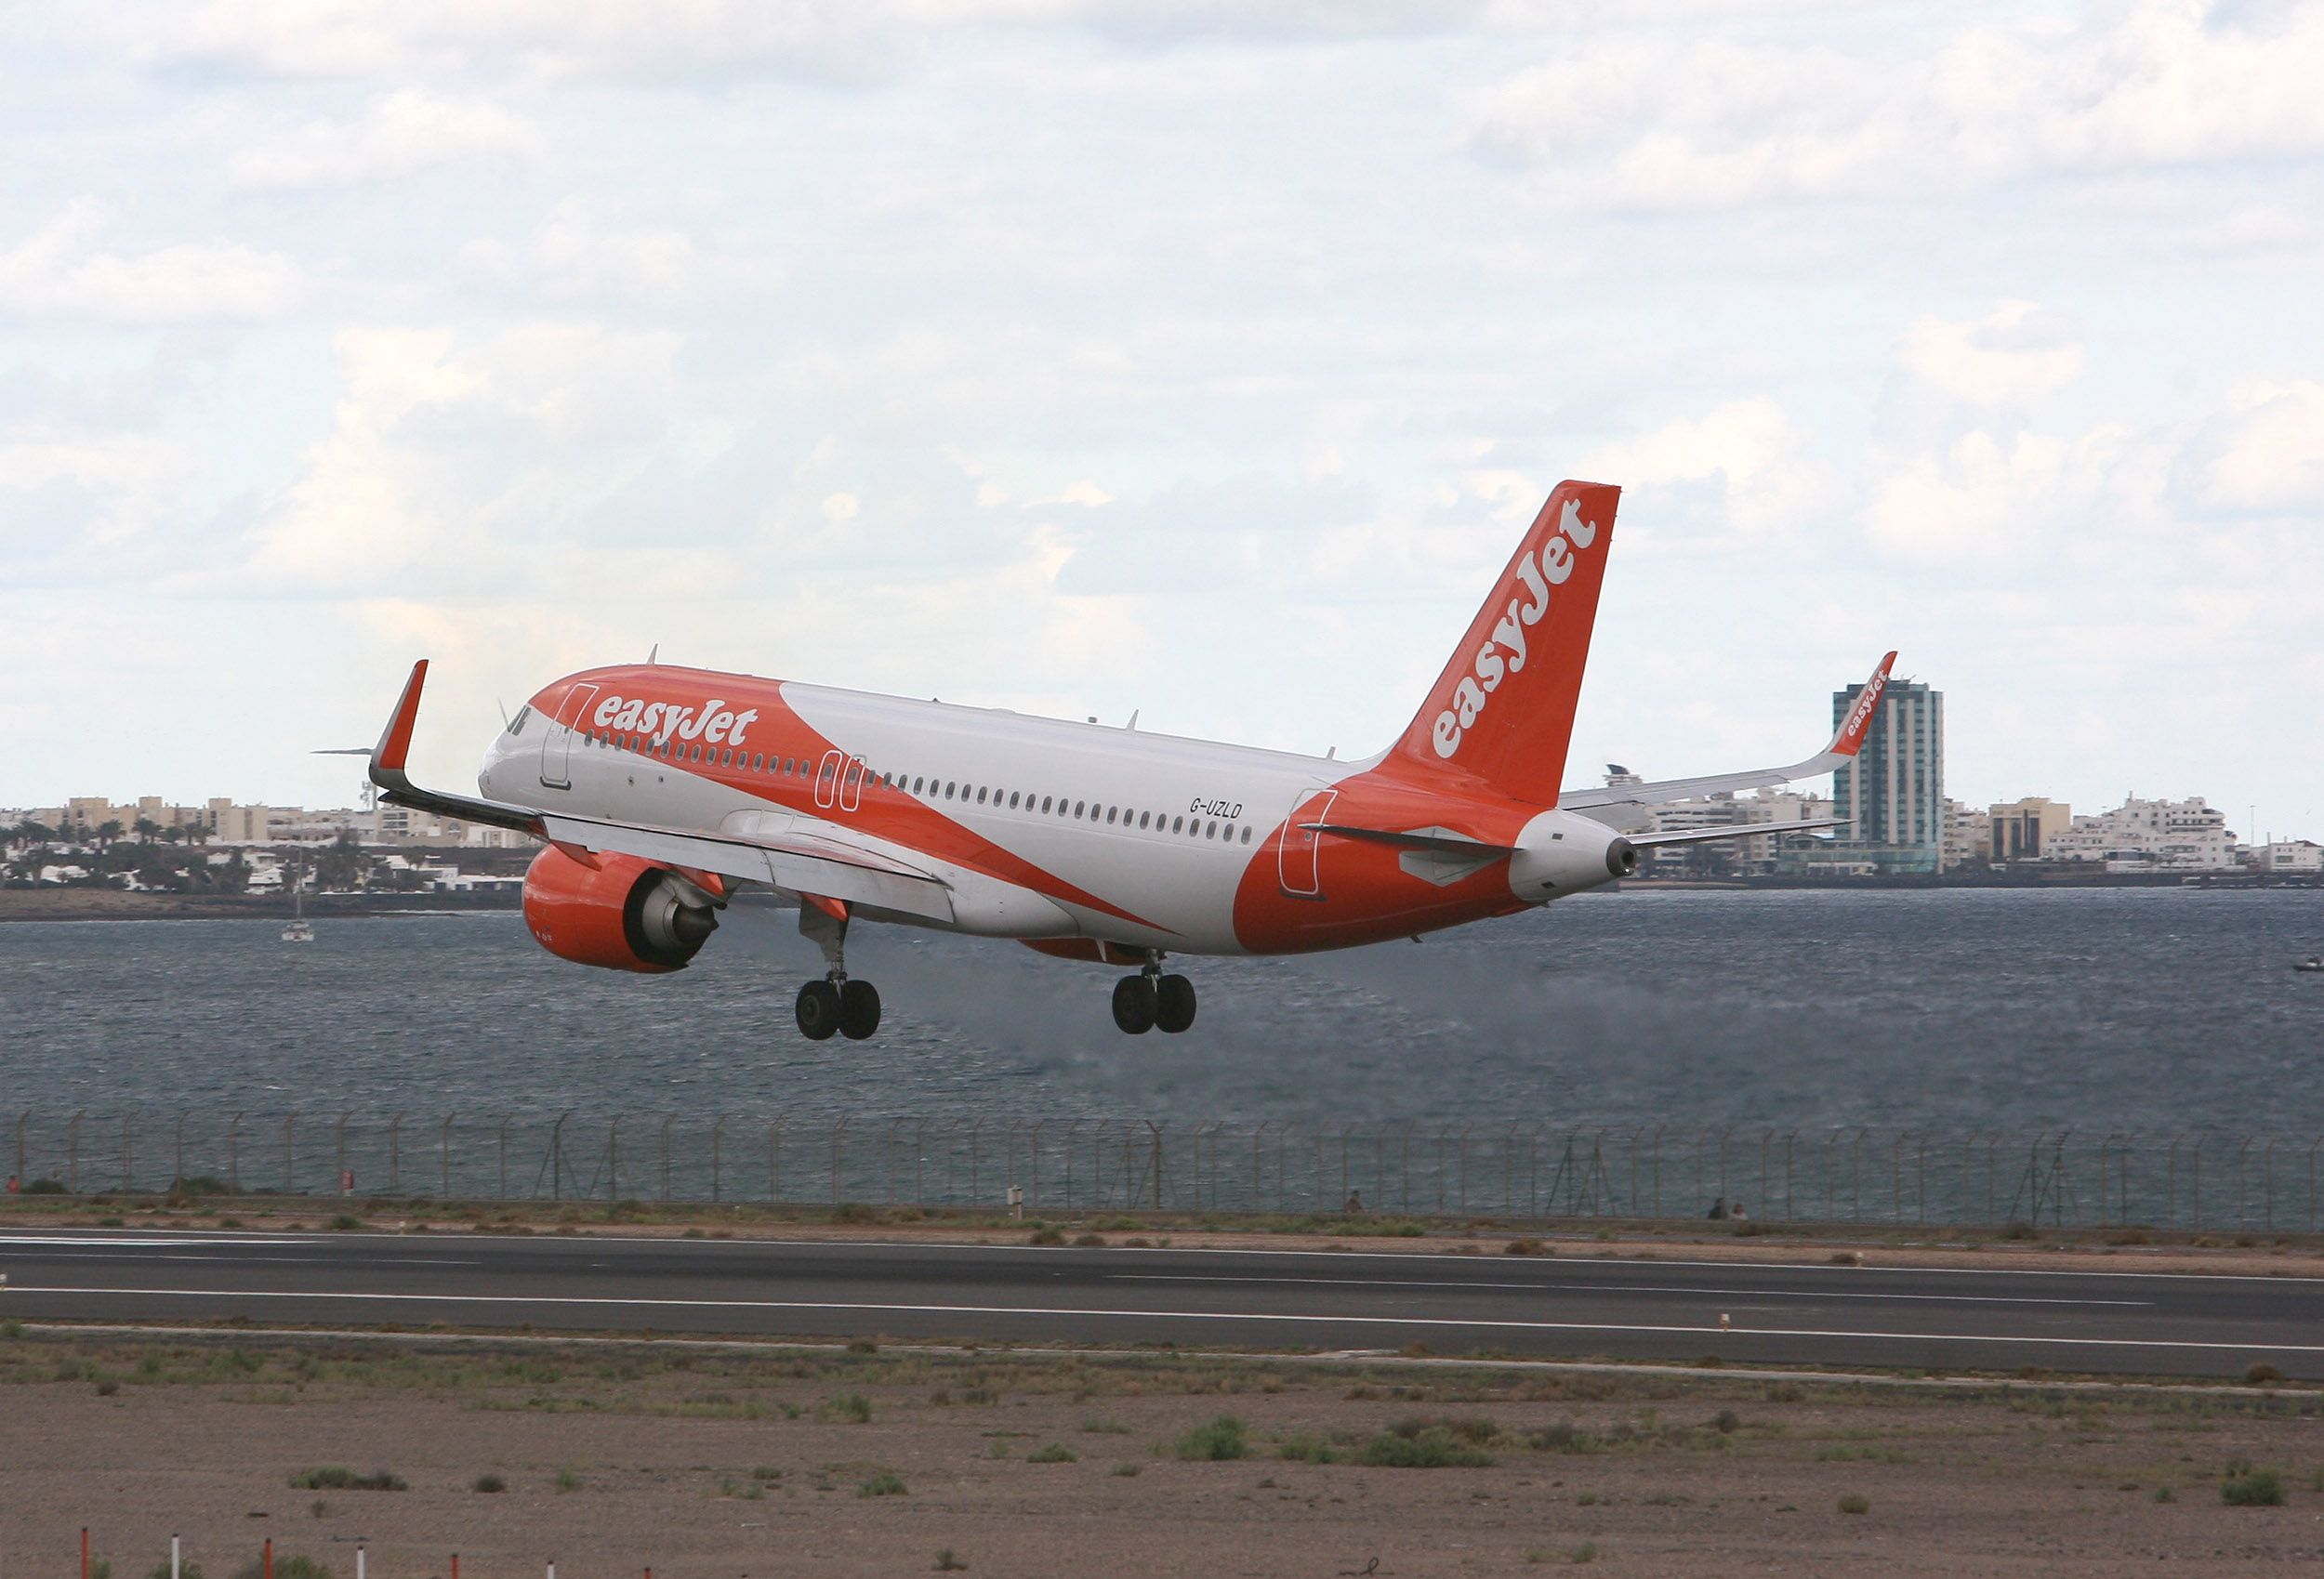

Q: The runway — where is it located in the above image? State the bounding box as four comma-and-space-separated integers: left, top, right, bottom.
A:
2, 1229, 2317, 1379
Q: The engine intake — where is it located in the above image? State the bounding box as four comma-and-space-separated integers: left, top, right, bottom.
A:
522, 846, 720, 973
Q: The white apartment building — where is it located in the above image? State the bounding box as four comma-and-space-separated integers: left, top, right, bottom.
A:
2252, 840, 2324, 874
1638, 788, 1838, 875
2045, 796, 2238, 871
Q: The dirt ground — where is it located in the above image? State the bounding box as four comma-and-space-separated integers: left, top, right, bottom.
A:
6, 1333, 2324, 1578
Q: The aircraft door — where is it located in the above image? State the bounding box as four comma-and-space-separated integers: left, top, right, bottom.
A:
540, 683, 599, 790
838, 757, 866, 811
1278, 786, 1336, 897
812, 749, 843, 809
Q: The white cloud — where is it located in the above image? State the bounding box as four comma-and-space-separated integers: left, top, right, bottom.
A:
1577, 398, 1830, 536
2185, 380, 2324, 510
462, 202, 707, 299
0, 429, 191, 558
228, 89, 540, 190
0, 201, 303, 323
1472, 2, 2324, 207
1899, 300, 2084, 405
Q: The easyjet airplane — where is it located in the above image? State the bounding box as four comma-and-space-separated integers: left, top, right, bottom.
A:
363, 480, 1894, 1041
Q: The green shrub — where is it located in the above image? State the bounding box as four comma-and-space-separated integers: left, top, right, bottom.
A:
288, 1467, 405, 1492
1025, 1443, 1076, 1464
1837, 1493, 1870, 1516
847, 1338, 879, 1355
1079, 1416, 1130, 1435
822, 1392, 874, 1424
325, 1215, 363, 1232
554, 1467, 582, 1493
1028, 1227, 1064, 1246
231, 1559, 330, 1579
1388, 1415, 1497, 1445
23, 1178, 66, 1194
1356, 1428, 1493, 1468
1173, 1416, 1248, 1461
933, 1551, 967, 1572
859, 1470, 907, 1497
2223, 1468, 2285, 1507
0, 1319, 21, 1340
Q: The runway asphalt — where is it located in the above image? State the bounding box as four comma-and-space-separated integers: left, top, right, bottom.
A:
2, 1229, 2318, 1380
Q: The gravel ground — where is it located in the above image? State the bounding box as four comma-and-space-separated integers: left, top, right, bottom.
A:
5, 1334, 2324, 1577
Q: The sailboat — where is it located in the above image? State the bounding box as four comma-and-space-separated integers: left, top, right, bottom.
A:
282, 860, 314, 943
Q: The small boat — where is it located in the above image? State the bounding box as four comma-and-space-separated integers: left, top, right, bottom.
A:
282, 863, 314, 943
2296, 955, 2324, 974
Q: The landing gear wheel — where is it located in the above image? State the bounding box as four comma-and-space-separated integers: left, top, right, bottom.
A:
795, 979, 841, 1041
1111, 974, 1158, 1034
1154, 973, 1196, 1034
838, 978, 882, 1041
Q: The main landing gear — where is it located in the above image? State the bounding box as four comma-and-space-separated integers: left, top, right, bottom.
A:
1112, 956, 1196, 1035
795, 901, 880, 1042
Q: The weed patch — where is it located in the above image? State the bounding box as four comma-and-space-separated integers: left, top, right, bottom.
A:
1173, 1415, 1248, 1461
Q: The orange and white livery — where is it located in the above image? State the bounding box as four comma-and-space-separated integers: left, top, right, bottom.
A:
366, 481, 1895, 1039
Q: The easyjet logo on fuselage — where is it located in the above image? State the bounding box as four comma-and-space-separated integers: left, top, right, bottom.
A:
589, 692, 760, 748
1430, 497, 1601, 760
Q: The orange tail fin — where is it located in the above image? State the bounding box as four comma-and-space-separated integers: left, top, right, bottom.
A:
1387, 480, 1619, 805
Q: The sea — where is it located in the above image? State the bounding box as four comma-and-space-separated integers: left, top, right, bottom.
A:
3, 888, 2320, 1136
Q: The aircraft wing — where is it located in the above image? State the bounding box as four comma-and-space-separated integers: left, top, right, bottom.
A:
1558, 651, 1896, 812
1626, 816, 1844, 848
364, 660, 956, 924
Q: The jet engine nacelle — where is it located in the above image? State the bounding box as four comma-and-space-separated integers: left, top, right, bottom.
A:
522, 846, 719, 973
1505, 809, 1637, 903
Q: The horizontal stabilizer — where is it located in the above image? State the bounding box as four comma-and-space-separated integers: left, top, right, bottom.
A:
1626, 816, 1842, 849
1302, 822, 1516, 857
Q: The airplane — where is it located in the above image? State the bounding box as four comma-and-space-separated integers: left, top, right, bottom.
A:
363, 480, 1894, 1040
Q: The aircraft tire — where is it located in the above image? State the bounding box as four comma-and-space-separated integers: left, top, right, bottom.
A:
838, 979, 882, 1041
1112, 974, 1157, 1034
796, 980, 842, 1041
1154, 973, 1196, 1034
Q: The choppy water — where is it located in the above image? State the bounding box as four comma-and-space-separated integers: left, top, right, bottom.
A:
2, 888, 2320, 1130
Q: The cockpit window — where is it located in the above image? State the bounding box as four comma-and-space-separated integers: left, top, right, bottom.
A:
508, 705, 532, 736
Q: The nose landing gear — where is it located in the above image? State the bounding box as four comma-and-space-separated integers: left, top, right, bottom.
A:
1114, 954, 1195, 1035
795, 899, 881, 1041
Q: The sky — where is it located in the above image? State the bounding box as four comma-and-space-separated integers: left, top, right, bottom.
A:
4, 1, 2322, 841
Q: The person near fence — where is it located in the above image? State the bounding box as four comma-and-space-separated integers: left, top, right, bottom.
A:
1707, 1195, 1728, 1220
1343, 1189, 1365, 1214
1730, 1201, 1749, 1221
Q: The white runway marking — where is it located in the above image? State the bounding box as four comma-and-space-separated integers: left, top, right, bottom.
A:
1113, 1273, 2152, 1308
6, 1284, 2304, 1355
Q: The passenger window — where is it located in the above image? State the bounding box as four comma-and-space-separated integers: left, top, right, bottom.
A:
1139, 811, 1151, 829
1172, 816, 1184, 834
1106, 807, 1117, 824
1009, 791, 1021, 809
978, 786, 988, 804
1073, 800, 1085, 817
1240, 826, 1253, 844
1207, 822, 1218, 839
945, 782, 957, 798
912, 776, 924, 794
1041, 796, 1053, 813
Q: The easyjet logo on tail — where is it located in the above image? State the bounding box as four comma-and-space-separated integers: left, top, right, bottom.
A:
1430, 498, 1602, 760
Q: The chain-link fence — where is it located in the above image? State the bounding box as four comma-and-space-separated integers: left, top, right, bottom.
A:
9, 1111, 2324, 1232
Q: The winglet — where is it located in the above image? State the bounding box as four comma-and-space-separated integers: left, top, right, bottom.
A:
374, 659, 429, 776
1827, 651, 1897, 757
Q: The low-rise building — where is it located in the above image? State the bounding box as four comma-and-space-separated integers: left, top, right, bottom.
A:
2045, 796, 2238, 870
1989, 796, 2071, 863
2252, 840, 2324, 875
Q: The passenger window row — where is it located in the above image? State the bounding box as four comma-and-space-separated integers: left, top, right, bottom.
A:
574, 724, 1257, 845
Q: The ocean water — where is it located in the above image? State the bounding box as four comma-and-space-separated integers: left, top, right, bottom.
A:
2, 888, 2320, 1132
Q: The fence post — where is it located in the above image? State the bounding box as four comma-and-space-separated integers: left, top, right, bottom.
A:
2264, 1138, 2278, 1231
831, 1117, 849, 1205
336, 1113, 351, 1195
176, 1112, 185, 1191
228, 1112, 243, 1195
121, 1115, 134, 1193
607, 1117, 620, 1203
661, 1116, 675, 1204
551, 1112, 570, 1201
498, 1117, 512, 1200
389, 1112, 404, 1194
711, 1115, 727, 1204
442, 1113, 455, 1199
282, 1113, 294, 1195
13, 1110, 25, 1190
69, 1110, 84, 1193
1147, 1121, 1165, 1210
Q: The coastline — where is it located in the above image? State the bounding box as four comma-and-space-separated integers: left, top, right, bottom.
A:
0, 888, 523, 923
